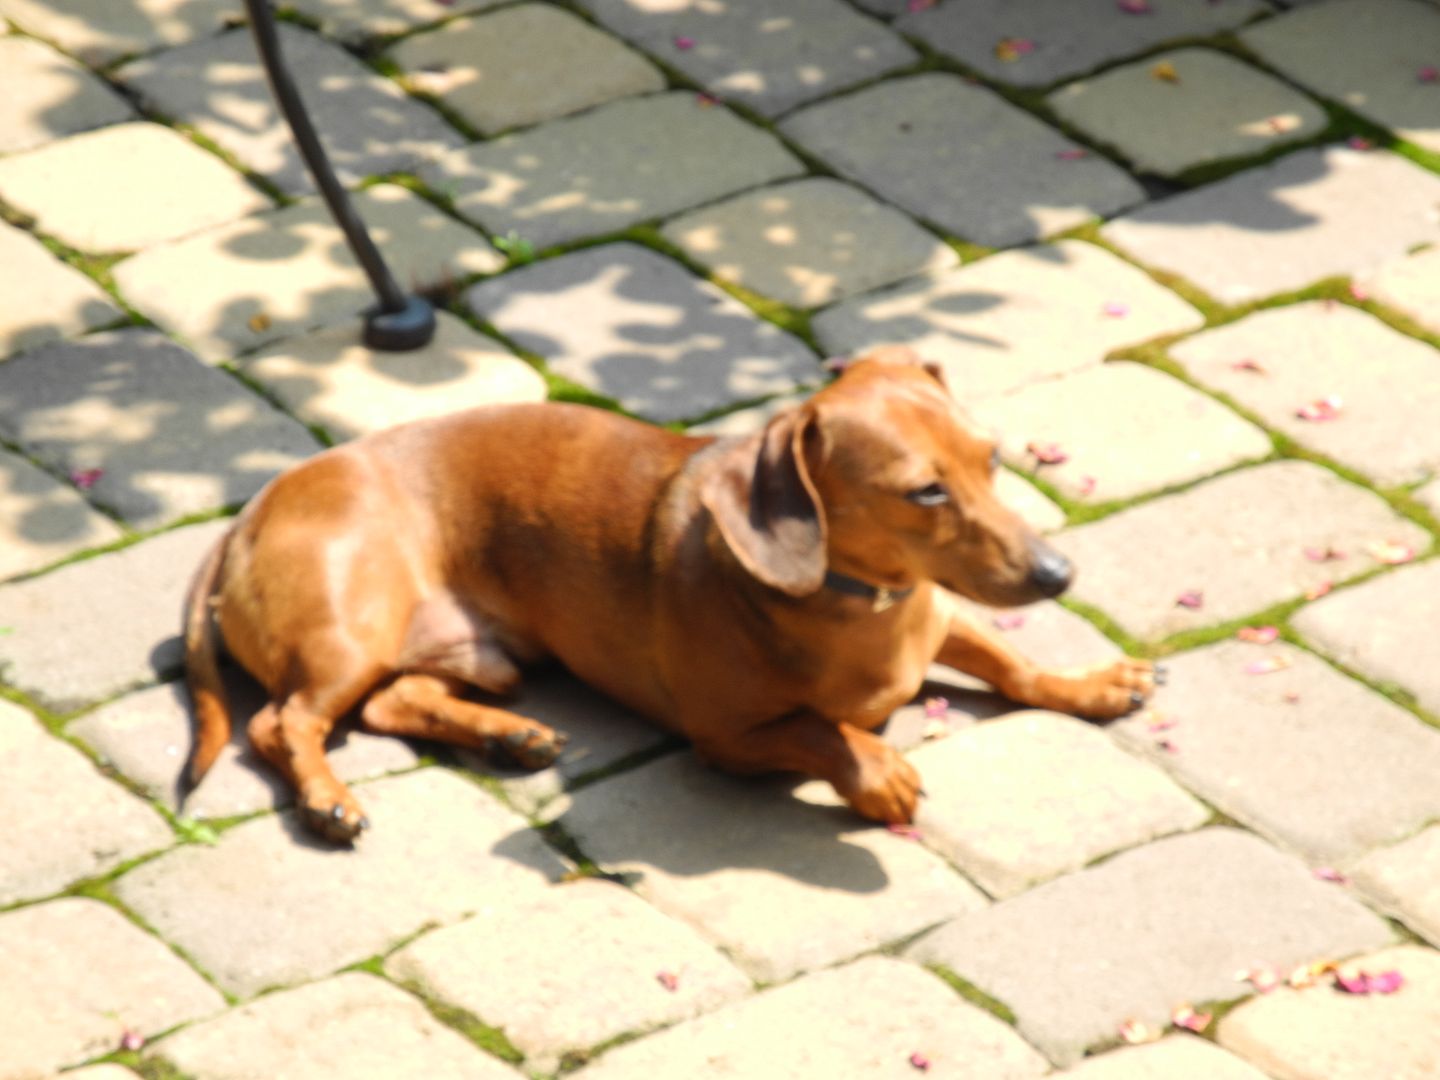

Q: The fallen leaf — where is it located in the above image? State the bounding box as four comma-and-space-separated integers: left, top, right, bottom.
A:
247, 312, 272, 332
1026, 441, 1069, 465
656, 970, 680, 991
993, 37, 1037, 62
1237, 625, 1280, 644
923, 696, 950, 718
1102, 300, 1129, 317
888, 823, 922, 841
1171, 1004, 1212, 1033
1366, 540, 1416, 565
991, 612, 1026, 631
673, 35, 695, 50
1235, 965, 1282, 993
1175, 589, 1204, 609
1118, 1018, 1162, 1044
1056, 147, 1089, 160
1304, 545, 1345, 562
1150, 60, 1179, 83
1231, 358, 1267, 374
1313, 867, 1349, 884
70, 467, 104, 490
1295, 395, 1343, 422
1304, 580, 1333, 601
1289, 959, 1337, 988
909, 1051, 932, 1072
1244, 655, 1292, 675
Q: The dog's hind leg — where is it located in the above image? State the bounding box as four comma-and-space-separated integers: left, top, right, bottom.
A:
360, 673, 567, 769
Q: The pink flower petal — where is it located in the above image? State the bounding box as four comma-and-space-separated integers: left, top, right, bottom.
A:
1347, 136, 1374, 150
1295, 395, 1343, 422
1284, 690, 1302, 703
923, 696, 950, 718
906, 0, 937, 11
1366, 540, 1416, 565
1304, 580, 1334, 601
1056, 147, 1089, 160
1118, 1018, 1162, 1044
695, 92, 720, 108
673, 35, 696, 50
1156, 738, 1179, 754
1244, 655, 1292, 675
1313, 866, 1349, 884
70, 467, 104, 490
1231, 358, 1267, 374
909, 1051, 932, 1072
1419, 65, 1439, 83
1175, 589, 1204, 609
119, 1029, 145, 1052
1026, 440, 1068, 465
1348, 282, 1370, 302
1237, 625, 1279, 644
1304, 545, 1346, 562
1333, 968, 1404, 995
993, 37, 1035, 62
1102, 300, 1130, 317
1117, 0, 1152, 12
1235, 965, 1282, 993
1145, 712, 1177, 732
1367, 969, 1405, 994
656, 970, 680, 991
991, 612, 1026, 631
1171, 1004, 1212, 1033
1078, 475, 1097, 496
888, 823, 923, 841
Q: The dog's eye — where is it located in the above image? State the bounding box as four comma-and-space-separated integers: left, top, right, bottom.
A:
906, 482, 950, 507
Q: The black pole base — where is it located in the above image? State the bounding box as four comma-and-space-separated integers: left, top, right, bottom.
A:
363, 295, 437, 352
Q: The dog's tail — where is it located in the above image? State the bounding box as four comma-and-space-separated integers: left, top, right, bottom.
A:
183, 525, 233, 788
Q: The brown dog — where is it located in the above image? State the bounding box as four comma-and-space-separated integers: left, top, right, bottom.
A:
184, 346, 1154, 841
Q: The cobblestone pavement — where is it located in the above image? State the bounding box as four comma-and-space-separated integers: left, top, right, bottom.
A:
4, 1, 1440, 1076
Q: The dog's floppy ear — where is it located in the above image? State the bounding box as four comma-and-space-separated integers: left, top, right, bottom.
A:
700, 406, 827, 596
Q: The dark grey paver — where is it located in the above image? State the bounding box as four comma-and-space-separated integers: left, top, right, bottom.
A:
0, 519, 229, 713
908, 828, 1395, 1066
287, 0, 508, 43
780, 74, 1144, 248
0, 217, 121, 361
1114, 640, 1440, 862
0, 329, 320, 528
465, 243, 819, 422
0, 447, 122, 582
0, 0, 237, 64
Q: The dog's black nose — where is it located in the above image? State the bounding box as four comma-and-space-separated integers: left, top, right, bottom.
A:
1028, 546, 1073, 598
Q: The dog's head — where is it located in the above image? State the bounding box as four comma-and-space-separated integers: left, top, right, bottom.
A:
700, 345, 1071, 606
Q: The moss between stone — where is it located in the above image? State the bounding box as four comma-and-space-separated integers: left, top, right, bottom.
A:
927, 964, 1019, 1027
398, 976, 527, 1065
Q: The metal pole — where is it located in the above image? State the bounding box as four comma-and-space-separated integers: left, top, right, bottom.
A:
242, 0, 436, 350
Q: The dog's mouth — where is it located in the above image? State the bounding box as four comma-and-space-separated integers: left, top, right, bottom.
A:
937, 545, 1073, 607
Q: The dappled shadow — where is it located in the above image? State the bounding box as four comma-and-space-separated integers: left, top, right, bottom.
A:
0, 447, 120, 574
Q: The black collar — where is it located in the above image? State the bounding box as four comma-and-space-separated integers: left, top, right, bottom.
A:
823, 570, 916, 612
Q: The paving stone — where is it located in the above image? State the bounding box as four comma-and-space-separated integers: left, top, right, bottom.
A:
1046, 48, 1327, 178
0, 448, 121, 582
114, 185, 500, 362
386, 878, 753, 1072
152, 972, 523, 1080
579, 0, 916, 117
465, 243, 819, 423
0, 122, 268, 253
557, 752, 985, 983
0, 36, 135, 154
0, 701, 173, 905
0, 0, 237, 65
907, 828, 1395, 1067
661, 178, 958, 309
1102, 147, 1440, 304
813, 240, 1203, 399
390, 4, 665, 136
117, 25, 465, 196
1057, 1036, 1271, 1080
114, 768, 564, 997
0, 519, 228, 713
1292, 558, 1440, 716
426, 92, 804, 252
0, 329, 319, 528
909, 710, 1207, 899
1361, 243, 1440, 338
0, 898, 224, 1079
60, 1067, 145, 1080
780, 74, 1144, 248
0, 218, 121, 360
1242, 0, 1440, 154
1114, 639, 1440, 862
1052, 461, 1429, 641
1219, 944, 1440, 1080
897, 0, 1268, 88
70, 679, 421, 820
289, 0, 507, 42
1419, 477, 1440, 518
1170, 302, 1440, 487
1349, 827, 1440, 947
574, 955, 1050, 1080
974, 362, 1271, 504
239, 311, 546, 442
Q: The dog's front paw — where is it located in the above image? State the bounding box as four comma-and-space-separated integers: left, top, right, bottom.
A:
839, 742, 922, 825
1038, 657, 1160, 720
298, 781, 370, 843
493, 723, 569, 770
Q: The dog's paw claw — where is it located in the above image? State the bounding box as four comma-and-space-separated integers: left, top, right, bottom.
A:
497, 724, 566, 770
298, 788, 368, 843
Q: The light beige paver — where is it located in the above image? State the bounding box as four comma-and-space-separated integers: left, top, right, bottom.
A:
0, 519, 229, 712
1114, 640, 1440, 862
910, 710, 1208, 898
114, 768, 565, 997
426, 92, 805, 252
1058, 1036, 1271, 1080
662, 178, 957, 309
897, 0, 1269, 88
386, 879, 753, 1072
0, 898, 224, 1079
1046, 48, 1327, 178
557, 753, 986, 983
813, 240, 1203, 399
1350, 827, 1440, 948
0, 701, 173, 906
0, 329, 320, 528
780, 74, 1144, 248
1292, 558, 1440, 716
465, 243, 819, 422
0, 36, 135, 154
1361, 243, 1440, 338
152, 973, 524, 1080
117, 25, 465, 195
1053, 461, 1429, 641
579, 0, 917, 117
70, 680, 421, 820
390, 4, 665, 136
946, 595, 1124, 674
908, 828, 1395, 1067
60, 1067, 145, 1080
0, 122, 268, 253
239, 311, 546, 442
0, 448, 122, 582
1103, 147, 1440, 304
1171, 302, 1440, 487
974, 362, 1272, 503
287, 0, 506, 43
1219, 945, 1440, 1080
1419, 477, 1440, 519
574, 956, 1050, 1080
0, 218, 121, 360
996, 468, 1067, 533
114, 185, 500, 362
0, 0, 236, 64
1242, 0, 1440, 153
